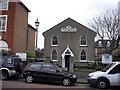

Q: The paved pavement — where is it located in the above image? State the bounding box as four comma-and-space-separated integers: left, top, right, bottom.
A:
75, 71, 89, 84
77, 78, 88, 84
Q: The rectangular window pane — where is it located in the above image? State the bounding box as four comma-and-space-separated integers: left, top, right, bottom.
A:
7, 58, 12, 64
52, 54, 57, 60
0, 16, 7, 32
0, 0, 8, 10
81, 56, 86, 60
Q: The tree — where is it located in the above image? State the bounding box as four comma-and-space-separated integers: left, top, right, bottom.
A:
36, 49, 44, 58
90, 9, 120, 53
24, 51, 35, 58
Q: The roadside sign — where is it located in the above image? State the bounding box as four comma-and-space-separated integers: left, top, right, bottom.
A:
16, 53, 27, 61
102, 54, 112, 64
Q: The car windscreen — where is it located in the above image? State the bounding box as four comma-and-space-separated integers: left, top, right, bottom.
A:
102, 63, 115, 72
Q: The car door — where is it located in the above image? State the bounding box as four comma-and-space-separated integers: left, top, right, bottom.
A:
118, 65, 120, 86
108, 64, 120, 86
29, 63, 43, 81
42, 64, 63, 83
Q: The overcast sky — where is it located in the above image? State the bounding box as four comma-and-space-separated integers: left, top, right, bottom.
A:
21, 0, 120, 49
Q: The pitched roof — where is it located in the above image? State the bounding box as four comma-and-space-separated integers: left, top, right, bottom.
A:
43, 18, 96, 36
28, 24, 37, 31
19, 1, 31, 12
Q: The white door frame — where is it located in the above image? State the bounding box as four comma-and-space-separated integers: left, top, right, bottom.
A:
61, 45, 74, 68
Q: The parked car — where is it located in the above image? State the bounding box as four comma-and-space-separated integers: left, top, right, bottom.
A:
0, 56, 24, 80
23, 62, 77, 86
87, 62, 120, 89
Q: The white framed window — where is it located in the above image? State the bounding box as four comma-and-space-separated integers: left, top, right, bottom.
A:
106, 41, 110, 47
51, 36, 58, 46
0, 15, 7, 32
80, 50, 87, 62
98, 41, 102, 47
51, 49, 58, 61
0, 0, 9, 10
80, 35, 87, 46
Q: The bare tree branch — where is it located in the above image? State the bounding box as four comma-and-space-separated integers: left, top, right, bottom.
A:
89, 9, 120, 52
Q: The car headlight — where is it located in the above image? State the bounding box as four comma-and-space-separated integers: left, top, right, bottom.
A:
70, 74, 76, 78
73, 75, 76, 78
89, 73, 94, 78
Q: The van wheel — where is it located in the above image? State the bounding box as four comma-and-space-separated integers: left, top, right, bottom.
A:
97, 79, 109, 89
25, 75, 33, 83
1, 71, 8, 80
62, 78, 71, 86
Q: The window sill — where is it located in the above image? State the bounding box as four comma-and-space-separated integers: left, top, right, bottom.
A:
52, 60, 58, 61
80, 60, 88, 62
79, 45, 88, 47
0, 9, 8, 11
0, 31, 6, 32
51, 45, 59, 47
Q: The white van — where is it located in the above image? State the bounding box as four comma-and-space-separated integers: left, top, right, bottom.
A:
87, 62, 120, 89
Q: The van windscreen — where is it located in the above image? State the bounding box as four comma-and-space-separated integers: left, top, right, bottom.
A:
102, 63, 115, 72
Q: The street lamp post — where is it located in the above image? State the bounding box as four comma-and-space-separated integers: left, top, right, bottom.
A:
35, 18, 40, 48
35, 18, 40, 61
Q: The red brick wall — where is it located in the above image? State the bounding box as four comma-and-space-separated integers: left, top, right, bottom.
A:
1, 2, 16, 51
1, 2, 35, 53
13, 2, 28, 52
27, 26, 35, 51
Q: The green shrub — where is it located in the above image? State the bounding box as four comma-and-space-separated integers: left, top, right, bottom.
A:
24, 51, 35, 58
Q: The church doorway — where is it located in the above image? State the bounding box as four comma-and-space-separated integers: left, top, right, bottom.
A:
65, 55, 70, 71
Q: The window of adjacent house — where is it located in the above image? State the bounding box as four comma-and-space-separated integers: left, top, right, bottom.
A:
0, 0, 8, 10
98, 41, 102, 47
80, 35, 87, 46
51, 50, 57, 61
0, 15, 7, 32
106, 41, 110, 47
80, 50, 86, 60
51, 36, 58, 46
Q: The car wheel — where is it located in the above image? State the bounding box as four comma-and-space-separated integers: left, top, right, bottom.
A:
1, 71, 8, 80
97, 79, 109, 89
25, 75, 33, 83
62, 78, 71, 86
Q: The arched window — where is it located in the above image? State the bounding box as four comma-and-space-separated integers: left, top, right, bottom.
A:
80, 35, 87, 46
106, 41, 110, 47
98, 41, 102, 47
0, 40, 8, 50
80, 50, 86, 60
51, 36, 58, 46
51, 50, 57, 61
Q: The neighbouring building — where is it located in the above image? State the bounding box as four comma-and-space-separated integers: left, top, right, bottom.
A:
43, 18, 96, 72
95, 40, 111, 61
0, 0, 36, 53
95, 38, 120, 62
112, 36, 120, 60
